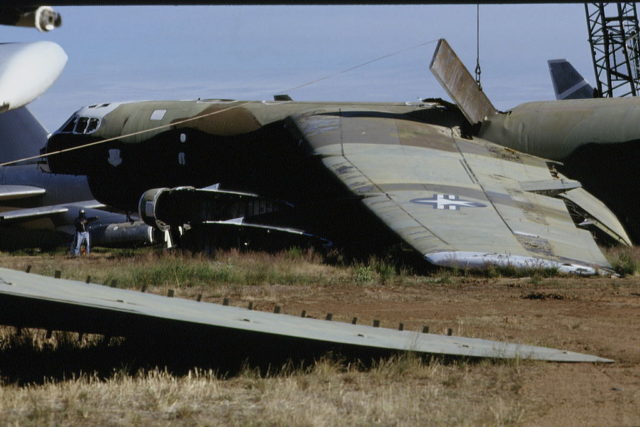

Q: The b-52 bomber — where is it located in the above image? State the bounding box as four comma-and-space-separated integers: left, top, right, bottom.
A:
45, 40, 634, 275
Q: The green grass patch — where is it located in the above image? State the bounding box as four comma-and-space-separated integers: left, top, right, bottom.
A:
605, 246, 640, 276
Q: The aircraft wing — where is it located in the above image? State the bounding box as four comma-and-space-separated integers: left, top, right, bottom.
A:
0, 200, 104, 222
0, 267, 611, 362
288, 111, 616, 275
0, 184, 45, 201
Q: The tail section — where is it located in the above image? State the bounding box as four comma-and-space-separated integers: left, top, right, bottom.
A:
548, 59, 594, 100
0, 106, 48, 164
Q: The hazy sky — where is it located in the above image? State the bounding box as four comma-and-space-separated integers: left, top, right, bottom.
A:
6, 4, 593, 131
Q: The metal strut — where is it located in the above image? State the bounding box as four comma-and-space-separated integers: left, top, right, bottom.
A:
585, 2, 640, 97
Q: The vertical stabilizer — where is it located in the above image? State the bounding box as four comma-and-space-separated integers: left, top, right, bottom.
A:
0, 107, 48, 164
548, 59, 594, 100
429, 39, 497, 125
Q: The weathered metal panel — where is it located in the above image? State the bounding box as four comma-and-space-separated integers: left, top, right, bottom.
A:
429, 39, 497, 125
479, 97, 640, 160
560, 187, 632, 246
290, 112, 614, 274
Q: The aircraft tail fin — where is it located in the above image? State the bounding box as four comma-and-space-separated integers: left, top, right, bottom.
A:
548, 59, 594, 100
429, 39, 497, 125
0, 107, 49, 164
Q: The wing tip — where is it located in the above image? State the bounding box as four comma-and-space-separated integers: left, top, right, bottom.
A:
425, 251, 602, 276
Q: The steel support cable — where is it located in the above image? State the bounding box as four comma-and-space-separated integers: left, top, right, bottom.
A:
474, 2, 482, 89
0, 38, 439, 168
279, 38, 438, 93
0, 102, 249, 167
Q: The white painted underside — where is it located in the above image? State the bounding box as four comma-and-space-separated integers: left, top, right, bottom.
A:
425, 251, 600, 276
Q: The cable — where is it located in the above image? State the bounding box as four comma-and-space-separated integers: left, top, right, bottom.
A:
0, 38, 438, 168
279, 38, 438, 93
0, 102, 248, 168
474, 3, 482, 89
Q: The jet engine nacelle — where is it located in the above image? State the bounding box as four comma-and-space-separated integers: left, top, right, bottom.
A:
139, 187, 172, 232
0, 7, 62, 32
90, 221, 161, 248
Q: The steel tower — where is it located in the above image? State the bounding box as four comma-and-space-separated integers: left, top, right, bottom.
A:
585, 2, 640, 97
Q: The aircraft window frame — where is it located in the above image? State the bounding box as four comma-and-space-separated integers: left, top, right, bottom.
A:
74, 117, 89, 134
86, 118, 100, 133
60, 116, 77, 133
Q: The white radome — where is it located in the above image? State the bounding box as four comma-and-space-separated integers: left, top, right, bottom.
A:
0, 41, 67, 112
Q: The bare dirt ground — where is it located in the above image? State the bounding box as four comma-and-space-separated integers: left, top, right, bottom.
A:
0, 252, 638, 425
261, 277, 640, 425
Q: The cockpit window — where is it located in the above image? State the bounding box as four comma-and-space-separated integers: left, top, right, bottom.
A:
60, 116, 76, 133
86, 118, 100, 133
74, 117, 89, 134
57, 115, 101, 135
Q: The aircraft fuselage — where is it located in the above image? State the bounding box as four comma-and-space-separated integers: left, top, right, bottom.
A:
46, 96, 640, 243
47, 99, 467, 209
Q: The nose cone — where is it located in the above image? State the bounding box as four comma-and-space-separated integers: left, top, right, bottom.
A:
0, 41, 67, 112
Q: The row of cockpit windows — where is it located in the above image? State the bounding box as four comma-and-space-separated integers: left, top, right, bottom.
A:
59, 116, 101, 134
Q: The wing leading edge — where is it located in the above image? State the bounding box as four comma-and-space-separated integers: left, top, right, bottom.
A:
0, 267, 612, 362
288, 111, 623, 275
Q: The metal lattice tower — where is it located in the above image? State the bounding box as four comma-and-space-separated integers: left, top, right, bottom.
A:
585, 2, 640, 97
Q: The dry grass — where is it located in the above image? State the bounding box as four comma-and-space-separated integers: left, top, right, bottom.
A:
0, 248, 358, 288
603, 245, 640, 275
0, 330, 532, 427
0, 249, 639, 425
0, 249, 434, 305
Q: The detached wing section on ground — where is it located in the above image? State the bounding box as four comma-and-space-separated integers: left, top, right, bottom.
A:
289, 111, 627, 275
0, 267, 612, 362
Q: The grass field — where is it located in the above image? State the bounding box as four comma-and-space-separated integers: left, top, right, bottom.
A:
0, 247, 638, 426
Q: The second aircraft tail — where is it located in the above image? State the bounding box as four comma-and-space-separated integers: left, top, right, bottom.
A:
548, 59, 594, 100
0, 107, 49, 164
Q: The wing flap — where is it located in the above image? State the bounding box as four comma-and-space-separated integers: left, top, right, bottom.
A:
429, 39, 497, 124
455, 140, 611, 267
559, 187, 632, 246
